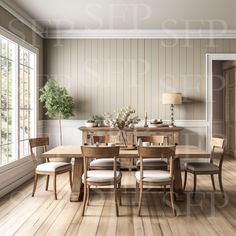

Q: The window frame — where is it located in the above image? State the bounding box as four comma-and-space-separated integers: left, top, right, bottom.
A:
0, 26, 38, 168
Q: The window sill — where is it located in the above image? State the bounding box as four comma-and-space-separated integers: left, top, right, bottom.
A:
0, 156, 32, 174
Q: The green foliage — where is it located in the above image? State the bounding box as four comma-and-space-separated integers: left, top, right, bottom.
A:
40, 79, 74, 119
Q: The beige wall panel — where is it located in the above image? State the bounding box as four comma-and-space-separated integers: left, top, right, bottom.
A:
116, 39, 124, 109
137, 39, 145, 118
151, 40, 159, 118
158, 40, 166, 119
97, 40, 104, 115
130, 39, 138, 112
77, 40, 85, 118
44, 38, 236, 120
103, 39, 111, 115
110, 40, 117, 113
124, 39, 131, 107
144, 39, 152, 117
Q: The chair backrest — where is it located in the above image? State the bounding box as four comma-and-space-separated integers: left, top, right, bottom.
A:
138, 146, 176, 180
92, 135, 117, 145
210, 137, 225, 168
81, 146, 120, 181
137, 135, 165, 145
29, 137, 49, 169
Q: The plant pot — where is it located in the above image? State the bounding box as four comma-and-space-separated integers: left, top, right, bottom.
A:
95, 120, 105, 127
85, 122, 95, 128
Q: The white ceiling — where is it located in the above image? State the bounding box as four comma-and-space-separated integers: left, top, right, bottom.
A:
4, 0, 236, 31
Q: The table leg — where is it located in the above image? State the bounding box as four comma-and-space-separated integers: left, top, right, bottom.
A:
70, 158, 84, 202
173, 157, 185, 202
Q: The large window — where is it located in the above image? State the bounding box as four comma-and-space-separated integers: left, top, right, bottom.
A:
0, 29, 36, 166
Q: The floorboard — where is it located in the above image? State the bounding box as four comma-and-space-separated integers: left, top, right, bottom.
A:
0, 158, 235, 235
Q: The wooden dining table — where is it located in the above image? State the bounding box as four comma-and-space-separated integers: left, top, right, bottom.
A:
42, 145, 210, 202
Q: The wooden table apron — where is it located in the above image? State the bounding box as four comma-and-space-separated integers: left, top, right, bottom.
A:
42, 145, 210, 202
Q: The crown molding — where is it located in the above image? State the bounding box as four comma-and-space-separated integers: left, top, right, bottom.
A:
0, 0, 45, 38
1, 1, 236, 39
45, 29, 236, 39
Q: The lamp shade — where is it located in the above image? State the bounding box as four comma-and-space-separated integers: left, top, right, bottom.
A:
162, 93, 182, 105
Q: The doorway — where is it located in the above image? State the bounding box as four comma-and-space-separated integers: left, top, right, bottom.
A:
207, 54, 236, 155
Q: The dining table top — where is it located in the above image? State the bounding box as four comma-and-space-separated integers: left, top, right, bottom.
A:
42, 145, 210, 159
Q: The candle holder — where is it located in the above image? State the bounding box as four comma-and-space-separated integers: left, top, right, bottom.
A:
144, 113, 148, 127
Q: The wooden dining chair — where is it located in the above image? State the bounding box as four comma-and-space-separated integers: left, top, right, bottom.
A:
81, 146, 121, 216
183, 138, 225, 198
89, 135, 120, 170
29, 137, 72, 200
136, 146, 176, 216
136, 136, 168, 170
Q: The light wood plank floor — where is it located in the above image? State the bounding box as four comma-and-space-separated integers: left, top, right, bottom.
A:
1, 158, 236, 236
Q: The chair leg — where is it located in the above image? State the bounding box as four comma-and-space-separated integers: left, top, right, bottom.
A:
135, 181, 139, 206
118, 182, 122, 206
114, 181, 119, 216
170, 184, 176, 216
183, 171, 187, 190
211, 174, 216, 191
53, 174, 57, 200
138, 183, 143, 216
86, 185, 90, 206
218, 172, 224, 197
32, 174, 38, 197
82, 183, 87, 216
45, 175, 50, 191
69, 170, 72, 189
192, 174, 197, 199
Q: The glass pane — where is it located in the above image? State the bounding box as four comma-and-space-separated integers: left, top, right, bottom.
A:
1, 38, 7, 58
29, 52, 35, 68
8, 42, 16, 61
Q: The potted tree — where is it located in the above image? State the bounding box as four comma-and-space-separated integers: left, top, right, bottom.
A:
40, 79, 74, 145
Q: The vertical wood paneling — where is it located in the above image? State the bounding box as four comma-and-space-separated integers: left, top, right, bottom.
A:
44, 38, 236, 121
158, 40, 166, 119
130, 39, 138, 112
193, 40, 201, 120
165, 39, 172, 119
103, 39, 111, 114
144, 39, 152, 117
97, 40, 104, 114
137, 39, 145, 118
172, 39, 180, 119
151, 40, 158, 118
77, 40, 85, 118
179, 39, 187, 120
186, 40, 194, 120
91, 40, 98, 115
124, 39, 131, 107
116, 39, 124, 109
85, 40, 92, 118
110, 40, 117, 113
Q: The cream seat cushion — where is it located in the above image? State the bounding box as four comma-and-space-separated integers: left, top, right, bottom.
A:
82, 170, 122, 183
36, 162, 72, 172
135, 170, 171, 182
136, 159, 167, 167
90, 158, 120, 167
186, 162, 219, 172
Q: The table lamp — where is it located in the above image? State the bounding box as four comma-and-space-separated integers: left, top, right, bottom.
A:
162, 93, 182, 127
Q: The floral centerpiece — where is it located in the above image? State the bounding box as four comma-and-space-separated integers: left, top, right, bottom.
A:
104, 106, 140, 145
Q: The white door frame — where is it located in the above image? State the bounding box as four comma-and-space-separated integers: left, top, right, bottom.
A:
206, 53, 236, 151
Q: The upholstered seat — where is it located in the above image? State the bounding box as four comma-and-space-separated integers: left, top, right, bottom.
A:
186, 162, 219, 172
135, 170, 171, 182
90, 158, 120, 168
82, 170, 121, 183
36, 162, 72, 172
136, 159, 167, 167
